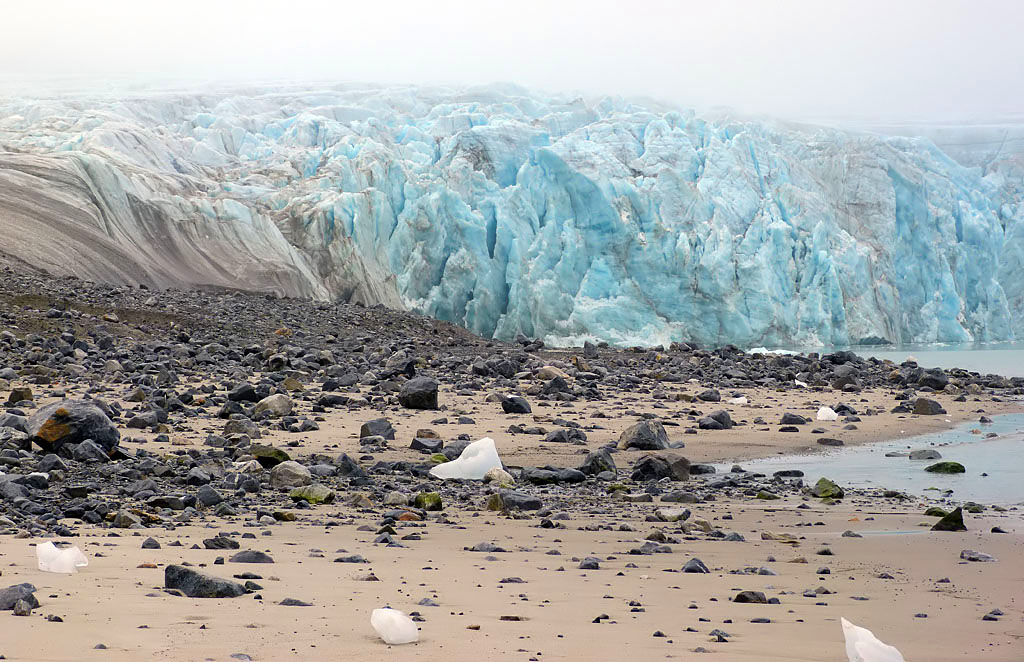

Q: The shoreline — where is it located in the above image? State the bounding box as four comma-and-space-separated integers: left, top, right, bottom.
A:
710, 396, 1024, 466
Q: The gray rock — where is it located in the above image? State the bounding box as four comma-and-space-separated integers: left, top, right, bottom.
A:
698, 410, 734, 430
932, 507, 967, 532
359, 418, 395, 440
913, 398, 947, 415
126, 410, 159, 429
112, 509, 142, 528
697, 389, 721, 402
0, 583, 38, 610
631, 453, 690, 481
0, 412, 28, 432
334, 453, 366, 477
501, 491, 543, 510
164, 565, 246, 598
253, 394, 292, 417
501, 395, 532, 414
578, 449, 616, 475
918, 368, 949, 390
229, 550, 275, 563
203, 536, 241, 550
228, 384, 259, 402
398, 376, 439, 410
269, 461, 312, 489
521, 467, 559, 485
196, 484, 224, 507
279, 598, 312, 606
72, 439, 110, 463
780, 412, 807, 425
618, 419, 669, 450
223, 417, 260, 438
27, 400, 120, 452
186, 467, 211, 485
410, 437, 443, 453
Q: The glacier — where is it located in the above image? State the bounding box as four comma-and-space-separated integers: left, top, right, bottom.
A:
0, 82, 1021, 348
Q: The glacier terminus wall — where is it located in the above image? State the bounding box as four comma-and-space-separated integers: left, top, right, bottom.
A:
1, 82, 1021, 348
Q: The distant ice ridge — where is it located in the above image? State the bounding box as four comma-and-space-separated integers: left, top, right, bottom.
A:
0, 82, 1021, 347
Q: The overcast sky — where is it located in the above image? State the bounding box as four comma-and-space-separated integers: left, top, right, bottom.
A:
3, 0, 1022, 120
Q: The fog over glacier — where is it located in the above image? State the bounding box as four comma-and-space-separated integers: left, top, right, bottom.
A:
0, 1, 1022, 348
4, 0, 1023, 120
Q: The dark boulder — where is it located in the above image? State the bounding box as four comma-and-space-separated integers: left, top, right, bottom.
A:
918, 368, 949, 390
164, 565, 246, 598
501, 395, 532, 414
780, 412, 807, 425
931, 507, 967, 532
618, 419, 669, 450
0, 583, 38, 610
359, 418, 395, 440
27, 400, 120, 453
578, 449, 616, 475
251, 444, 291, 468
631, 453, 690, 481
398, 376, 439, 410
699, 410, 733, 430
913, 398, 947, 415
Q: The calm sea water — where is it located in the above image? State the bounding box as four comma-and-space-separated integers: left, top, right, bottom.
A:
767, 341, 1024, 378
719, 414, 1024, 505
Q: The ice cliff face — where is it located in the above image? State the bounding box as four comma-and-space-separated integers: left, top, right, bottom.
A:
0, 83, 1021, 347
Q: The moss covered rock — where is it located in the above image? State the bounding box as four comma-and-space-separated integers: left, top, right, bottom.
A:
925, 461, 966, 474
289, 484, 335, 505
251, 444, 291, 468
413, 492, 442, 511
485, 493, 505, 511
811, 477, 844, 499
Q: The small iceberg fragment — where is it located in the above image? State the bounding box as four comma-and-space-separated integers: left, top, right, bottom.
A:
371, 607, 419, 645
429, 438, 502, 480
841, 617, 904, 662
36, 541, 88, 574
747, 347, 799, 356
817, 406, 839, 421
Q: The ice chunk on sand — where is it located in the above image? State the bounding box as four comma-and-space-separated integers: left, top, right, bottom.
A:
371, 607, 419, 645
36, 541, 88, 574
817, 406, 839, 421
842, 617, 904, 662
429, 438, 502, 480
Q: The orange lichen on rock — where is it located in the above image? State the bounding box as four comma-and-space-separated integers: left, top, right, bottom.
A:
35, 419, 71, 444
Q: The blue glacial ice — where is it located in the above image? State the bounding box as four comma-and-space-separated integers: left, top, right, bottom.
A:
0, 82, 1020, 348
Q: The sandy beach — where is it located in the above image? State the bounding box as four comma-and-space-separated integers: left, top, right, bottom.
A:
1, 272, 1022, 661
1, 493, 1022, 661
